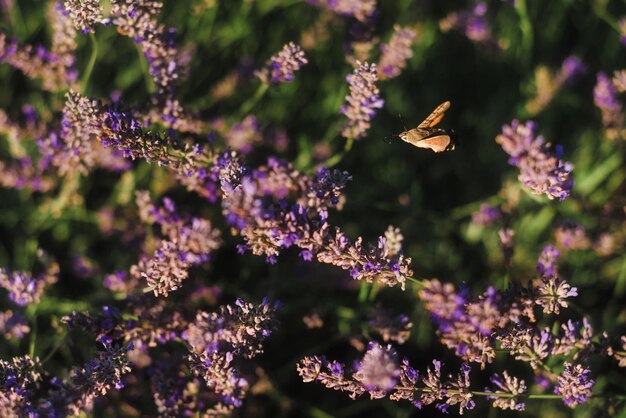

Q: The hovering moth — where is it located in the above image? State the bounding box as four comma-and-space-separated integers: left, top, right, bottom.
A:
399, 101, 457, 153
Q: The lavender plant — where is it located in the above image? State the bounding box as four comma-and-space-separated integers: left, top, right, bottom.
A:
0, 0, 625, 416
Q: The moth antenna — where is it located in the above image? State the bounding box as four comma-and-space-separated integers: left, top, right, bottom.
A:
398, 113, 407, 132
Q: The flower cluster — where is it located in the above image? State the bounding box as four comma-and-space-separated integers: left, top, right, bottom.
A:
526, 55, 585, 114
41, 91, 128, 175
63, 0, 108, 33
369, 308, 412, 344
109, 0, 189, 128
486, 371, 527, 410
377, 25, 417, 80
307, 0, 377, 23
133, 191, 222, 297
0, 3, 78, 92
0, 310, 30, 339
496, 120, 573, 200
594, 71, 624, 139
341, 61, 384, 140
63, 294, 278, 415
255, 42, 308, 84
0, 345, 131, 416
554, 362, 594, 408
440, 2, 496, 46
472, 203, 502, 226
221, 156, 413, 288
185, 298, 278, 412
298, 345, 477, 414
0, 263, 59, 307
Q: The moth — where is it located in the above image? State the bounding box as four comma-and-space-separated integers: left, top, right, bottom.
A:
399, 101, 457, 153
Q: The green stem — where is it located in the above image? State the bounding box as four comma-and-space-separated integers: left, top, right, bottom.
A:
81, 33, 98, 95
344, 137, 354, 152
136, 44, 154, 93
239, 83, 269, 116
515, 0, 533, 65
406, 276, 425, 288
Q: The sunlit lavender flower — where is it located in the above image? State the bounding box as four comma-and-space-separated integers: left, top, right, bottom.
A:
445, 363, 476, 414
44, 343, 132, 416
496, 120, 573, 200
0, 26, 77, 92
0, 265, 59, 307
369, 309, 412, 344
614, 70, 626, 93
134, 193, 222, 296
63, 0, 107, 33
613, 336, 626, 367
536, 275, 578, 314
184, 299, 277, 410
486, 371, 526, 411
555, 221, 590, 250
299, 352, 477, 413
594, 72, 623, 139
552, 319, 594, 357
0, 310, 30, 339
353, 343, 400, 396
554, 362, 594, 408
472, 203, 501, 226
537, 244, 559, 278
341, 61, 384, 140
307, 0, 377, 23
224, 115, 263, 153
377, 25, 416, 80
527, 56, 586, 114
419, 280, 499, 367
559, 56, 585, 82
110, 0, 184, 126
382, 225, 404, 256
256, 42, 308, 84
0, 355, 41, 416
440, 2, 496, 46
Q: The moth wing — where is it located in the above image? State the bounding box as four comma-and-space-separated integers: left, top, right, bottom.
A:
416, 134, 452, 153
418, 101, 451, 129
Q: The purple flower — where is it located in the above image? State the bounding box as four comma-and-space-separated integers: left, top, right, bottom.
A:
440, 2, 496, 46
559, 56, 585, 82
341, 61, 384, 140
472, 203, 501, 226
308, 0, 377, 23
256, 42, 308, 85
594, 72, 623, 139
496, 120, 573, 200
0, 266, 59, 307
537, 244, 559, 278
354, 342, 400, 395
554, 362, 594, 408
0, 310, 30, 339
535, 275, 578, 314
486, 371, 526, 410
377, 25, 416, 80
63, 0, 107, 33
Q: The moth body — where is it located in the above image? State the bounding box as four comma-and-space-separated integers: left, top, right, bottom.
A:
398, 101, 457, 153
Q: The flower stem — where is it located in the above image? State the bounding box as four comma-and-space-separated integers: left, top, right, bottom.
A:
239, 83, 269, 116
81, 33, 99, 95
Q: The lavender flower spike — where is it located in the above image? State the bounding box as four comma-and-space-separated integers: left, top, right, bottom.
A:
554, 362, 594, 408
496, 120, 573, 200
256, 42, 308, 85
377, 25, 417, 80
593, 72, 623, 139
341, 61, 384, 140
63, 0, 107, 33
